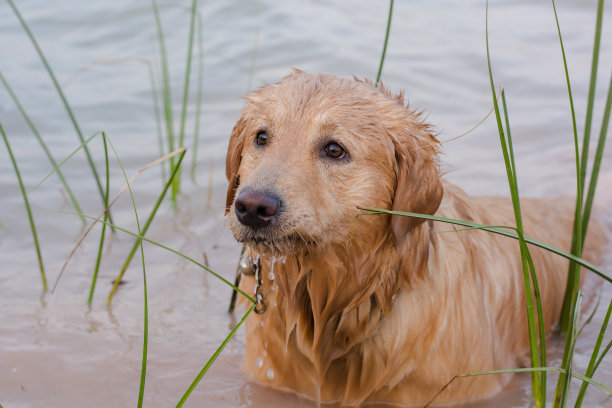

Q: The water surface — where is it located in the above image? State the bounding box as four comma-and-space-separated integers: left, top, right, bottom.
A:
0, 0, 611, 407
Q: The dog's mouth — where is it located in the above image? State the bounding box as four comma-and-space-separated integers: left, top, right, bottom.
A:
237, 230, 316, 255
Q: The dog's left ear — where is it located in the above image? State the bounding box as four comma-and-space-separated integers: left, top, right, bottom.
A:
225, 117, 247, 215
390, 129, 443, 248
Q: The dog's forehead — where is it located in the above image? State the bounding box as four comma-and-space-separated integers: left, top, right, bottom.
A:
245, 75, 391, 135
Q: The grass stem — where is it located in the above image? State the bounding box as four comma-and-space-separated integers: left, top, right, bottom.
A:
0, 122, 47, 291
375, 0, 394, 86
174, 0, 198, 198
175, 304, 256, 408
107, 148, 187, 303
88, 134, 110, 303
6, 0, 111, 224
0, 70, 86, 226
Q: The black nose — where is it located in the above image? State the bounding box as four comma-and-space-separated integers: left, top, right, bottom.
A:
234, 189, 281, 229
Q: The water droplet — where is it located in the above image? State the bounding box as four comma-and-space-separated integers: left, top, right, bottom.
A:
256, 357, 263, 368
273, 301, 277, 308
268, 271, 275, 281
264, 342, 268, 349
270, 285, 275, 291
267, 368, 275, 380
263, 350, 267, 356
260, 320, 264, 327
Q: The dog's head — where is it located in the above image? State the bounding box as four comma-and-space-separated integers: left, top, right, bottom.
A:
225, 71, 442, 255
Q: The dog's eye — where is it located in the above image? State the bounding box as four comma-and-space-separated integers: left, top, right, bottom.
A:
324, 142, 345, 159
255, 131, 268, 146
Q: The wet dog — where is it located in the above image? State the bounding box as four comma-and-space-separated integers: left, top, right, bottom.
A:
224, 70, 606, 405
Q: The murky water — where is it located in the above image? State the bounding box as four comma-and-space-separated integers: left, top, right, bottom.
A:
1, 0, 611, 407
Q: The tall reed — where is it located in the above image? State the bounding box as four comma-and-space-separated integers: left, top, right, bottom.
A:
0, 122, 47, 290
0, 70, 85, 226
87, 134, 110, 304
151, 0, 201, 204
375, 0, 394, 86
485, 3, 546, 402
6, 0, 110, 219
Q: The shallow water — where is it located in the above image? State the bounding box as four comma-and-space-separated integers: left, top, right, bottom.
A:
0, 0, 611, 407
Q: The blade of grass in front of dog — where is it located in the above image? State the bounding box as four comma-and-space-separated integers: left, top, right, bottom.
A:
521, 236, 548, 397
357, 208, 611, 282
174, 0, 198, 198
556, 291, 584, 408
582, 71, 611, 236
554, 0, 583, 336
176, 304, 256, 408
593, 339, 612, 373
0, 70, 86, 226
152, 0, 176, 204
0, 122, 47, 290
551, 0, 589, 403
578, 0, 604, 198
503, 90, 548, 401
190, 12, 205, 182
502, 90, 548, 396
485, 4, 543, 402
66, 212, 255, 303
6, 0, 110, 221
424, 366, 612, 407
574, 299, 612, 406
107, 148, 187, 304
88, 134, 110, 304
375, 0, 394, 86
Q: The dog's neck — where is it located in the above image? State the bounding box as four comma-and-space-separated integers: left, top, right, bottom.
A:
251, 221, 432, 383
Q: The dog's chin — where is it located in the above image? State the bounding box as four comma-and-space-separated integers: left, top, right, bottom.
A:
233, 229, 316, 257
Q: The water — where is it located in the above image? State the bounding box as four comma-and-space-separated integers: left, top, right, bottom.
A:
0, 0, 611, 407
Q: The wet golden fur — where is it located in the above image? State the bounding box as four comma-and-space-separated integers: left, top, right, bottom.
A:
224, 71, 607, 405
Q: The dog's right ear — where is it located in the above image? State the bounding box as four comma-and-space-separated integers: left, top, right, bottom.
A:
225, 117, 247, 215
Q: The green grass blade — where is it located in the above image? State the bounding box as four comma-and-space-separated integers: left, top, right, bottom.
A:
175, 304, 256, 408
6, 0, 110, 220
64, 212, 255, 303
375, 0, 394, 86
0, 122, 47, 290
357, 207, 611, 283
582, 70, 611, 236
425, 366, 612, 408
486, 4, 543, 402
521, 237, 548, 403
552, 0, 583, 335
174, 0, 198, 197
30, 131, 103, 192
99, 136, 149, 408
503, 88, 547, 402
0, 70, 86, 226
148, 59, 167, 184
574, 299, 612, 406
593, 339, 612, 373
88, 133, 110, 303
152, 0, 176, 203
107, 148, 187, 303
556, 291, 583, 407
462, 367, 611, 394
578, 0, 604, 192
190, 13, 205, 182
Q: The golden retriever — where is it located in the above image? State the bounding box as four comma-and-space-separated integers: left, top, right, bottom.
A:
224, 70, 606, 406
